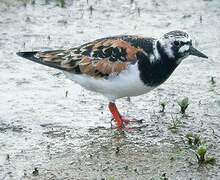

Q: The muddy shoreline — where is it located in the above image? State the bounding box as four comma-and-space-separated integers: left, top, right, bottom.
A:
0, 0, 220, 179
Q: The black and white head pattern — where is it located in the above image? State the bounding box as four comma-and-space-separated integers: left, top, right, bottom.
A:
159, 30, 192, 64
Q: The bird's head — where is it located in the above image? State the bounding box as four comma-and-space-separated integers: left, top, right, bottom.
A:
158, 30, 208, 64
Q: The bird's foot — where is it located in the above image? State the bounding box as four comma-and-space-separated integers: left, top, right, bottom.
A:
120, 116, 143, 125
108, 102, 143, 130
110, 116, 144, 130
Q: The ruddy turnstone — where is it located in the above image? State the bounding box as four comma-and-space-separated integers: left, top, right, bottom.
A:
17, 30, 208, 129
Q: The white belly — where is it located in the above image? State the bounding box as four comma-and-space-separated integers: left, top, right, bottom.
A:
64, 64, 153, 101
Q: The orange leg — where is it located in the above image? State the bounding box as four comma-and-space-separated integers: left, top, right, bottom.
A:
108, 102, 143, 129
108, 102, 123, 129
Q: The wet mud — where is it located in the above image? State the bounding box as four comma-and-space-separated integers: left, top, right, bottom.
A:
0, 0, 220, 179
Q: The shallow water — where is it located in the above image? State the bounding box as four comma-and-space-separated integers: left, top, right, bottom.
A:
0, 0, 220, 179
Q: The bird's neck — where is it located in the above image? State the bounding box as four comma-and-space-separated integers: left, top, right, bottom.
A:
138, 40, 179, 86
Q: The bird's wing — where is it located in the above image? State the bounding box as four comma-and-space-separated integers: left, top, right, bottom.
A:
17, 36, 148, 78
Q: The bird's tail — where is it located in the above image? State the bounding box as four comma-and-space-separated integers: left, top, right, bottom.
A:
16, 50, 68, 71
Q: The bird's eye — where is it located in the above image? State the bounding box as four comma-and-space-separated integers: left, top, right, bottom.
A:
174, 41, 180, 46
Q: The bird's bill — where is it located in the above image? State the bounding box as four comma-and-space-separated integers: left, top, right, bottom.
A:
189, 46, 208, 58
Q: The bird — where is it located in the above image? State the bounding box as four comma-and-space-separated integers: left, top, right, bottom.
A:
17, 30, 208, 129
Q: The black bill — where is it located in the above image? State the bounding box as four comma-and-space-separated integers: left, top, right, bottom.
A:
189, 46, 208, 58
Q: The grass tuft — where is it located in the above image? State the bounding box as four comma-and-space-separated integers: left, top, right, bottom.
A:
196, 145, 216, 165
159, 101, 166, 113
186, 133, 216, 165
186, 133, 203, 149
168, 116, 181, 133
178, 97, 189, 114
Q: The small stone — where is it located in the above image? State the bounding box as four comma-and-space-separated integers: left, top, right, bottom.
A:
32, 168, 39, 176
115, 147, 120, 154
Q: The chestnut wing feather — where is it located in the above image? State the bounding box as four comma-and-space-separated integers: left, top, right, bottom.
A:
35, 37, 144, 78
